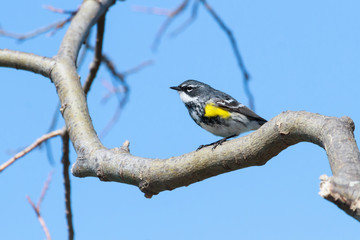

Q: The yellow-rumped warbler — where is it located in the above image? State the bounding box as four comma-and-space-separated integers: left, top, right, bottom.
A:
170, 80, 267, 149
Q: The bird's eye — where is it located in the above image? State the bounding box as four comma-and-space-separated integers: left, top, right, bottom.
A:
185, 86, 193, 92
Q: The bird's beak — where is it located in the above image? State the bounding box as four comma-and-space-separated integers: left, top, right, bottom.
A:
170, 86, 181, 91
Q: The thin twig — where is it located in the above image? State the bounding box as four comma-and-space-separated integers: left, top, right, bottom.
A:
99, 103, 123, 138
37, 171, 54, 210
99, 75, 129, 138
0, 17, 74, 41
199, 0, 249, 79
122, 59, 154, 76
61, 131, 74, 240
26, 172, 53, 240
45, 102, 62, 166
151, 0, 190, 51
200, 0, 254, 109
0, 129, 63, 173
77, 35, 90, 70
26, 197, 51, 240
99, 59, 153, 104
83, 14, 106, 95
84, 41, 153, 138
100, 80, 126, 104
132, 5, 173, 16
85, 43, 125, 82
170, 0, 200, 37
43, 5, 78, 15
0, 6, 77, 41
99, 60, 153, 138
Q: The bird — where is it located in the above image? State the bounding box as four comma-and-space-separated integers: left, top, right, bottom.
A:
170, 80, 267, 150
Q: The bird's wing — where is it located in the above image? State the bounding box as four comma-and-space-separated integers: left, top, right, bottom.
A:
210, 98, 267, 123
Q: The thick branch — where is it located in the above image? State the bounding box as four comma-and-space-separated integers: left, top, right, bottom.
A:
51, 0, 115, 157
57, 0, 113, 63
0, 49, 55, 78
71, 111, 360, 203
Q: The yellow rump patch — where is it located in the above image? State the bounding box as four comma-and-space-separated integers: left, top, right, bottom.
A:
204, 103, 231, 118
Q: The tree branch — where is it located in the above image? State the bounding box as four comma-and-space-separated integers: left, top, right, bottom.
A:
26, 171, 53, 240
37, 171, 54, 210
56, 0, 113, 63
27, 196, 51, 240
0, 129, 63, 173
0, 16, 74, 41
200, 0, 253, 109
151, 0, 189, 51
0, 49, 55, 78
99, 59, 153, 138
170, 0, 200, 37
61, 131, 74, 240
70, 111, 360, 220
50, 0, 114, 159
83, 13, 106, 95
0, 5, 77, 41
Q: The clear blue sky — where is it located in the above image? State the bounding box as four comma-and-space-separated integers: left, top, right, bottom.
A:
1, 0, 360, 239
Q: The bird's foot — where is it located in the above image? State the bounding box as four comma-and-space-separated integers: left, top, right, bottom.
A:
196, 135, 236, 151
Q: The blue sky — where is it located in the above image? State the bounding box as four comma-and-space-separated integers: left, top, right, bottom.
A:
1, 0, 360, 239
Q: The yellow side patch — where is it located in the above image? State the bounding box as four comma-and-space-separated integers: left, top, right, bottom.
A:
204, 103, 231, 118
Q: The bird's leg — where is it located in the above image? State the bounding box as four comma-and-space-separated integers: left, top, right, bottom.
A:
196, 135, 237, 151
